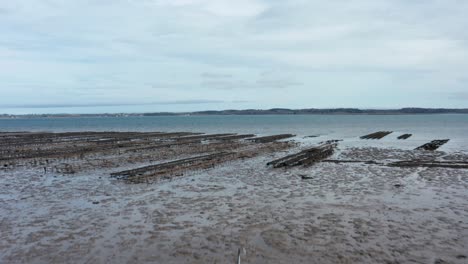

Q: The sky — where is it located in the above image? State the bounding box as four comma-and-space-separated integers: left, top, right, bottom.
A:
1, 0, 468, 114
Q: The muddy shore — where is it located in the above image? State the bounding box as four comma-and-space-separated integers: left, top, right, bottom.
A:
0, 131, 467, 263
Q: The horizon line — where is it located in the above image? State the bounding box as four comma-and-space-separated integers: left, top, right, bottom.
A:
2, 107, 468, 117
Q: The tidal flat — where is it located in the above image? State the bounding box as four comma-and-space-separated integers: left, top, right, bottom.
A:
0, 131, 467, 263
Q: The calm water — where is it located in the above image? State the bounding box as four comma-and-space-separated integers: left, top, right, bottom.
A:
1, 114, 468, 151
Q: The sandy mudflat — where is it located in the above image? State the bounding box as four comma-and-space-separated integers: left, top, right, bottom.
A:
1, 134, 468, 263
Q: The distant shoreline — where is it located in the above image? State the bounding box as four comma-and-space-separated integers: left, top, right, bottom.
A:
1, 108, 468, 118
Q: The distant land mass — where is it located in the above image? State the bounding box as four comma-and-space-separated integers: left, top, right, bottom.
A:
2, 108, 468, 118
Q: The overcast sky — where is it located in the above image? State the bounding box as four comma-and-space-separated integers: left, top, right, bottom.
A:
1, 0, 468, 114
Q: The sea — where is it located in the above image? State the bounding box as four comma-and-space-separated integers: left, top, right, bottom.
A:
1, 114, 468, 152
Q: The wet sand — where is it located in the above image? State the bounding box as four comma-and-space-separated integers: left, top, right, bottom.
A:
1, 132, 467, 263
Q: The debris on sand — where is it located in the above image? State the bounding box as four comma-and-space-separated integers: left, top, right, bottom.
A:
360, 131, 393, 140
171, 133, 236, 142
267, 143, 337, 168
214, 134, 256, 141
0, 131, 294, 179
248, 134, 295, 143
111, 152, 236, 183
299, 174, 313, 180
322, 159, 384, 165
112, 139, 293, 183
322, 158, 468, 170
415, 139, 450, 151
319, 139, 343, 144
397, 134, 412, 140
0, 131, 199, 161
388, 160, 468, 169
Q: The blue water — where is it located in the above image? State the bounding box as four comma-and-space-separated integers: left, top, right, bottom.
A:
1, 114, 468, 150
